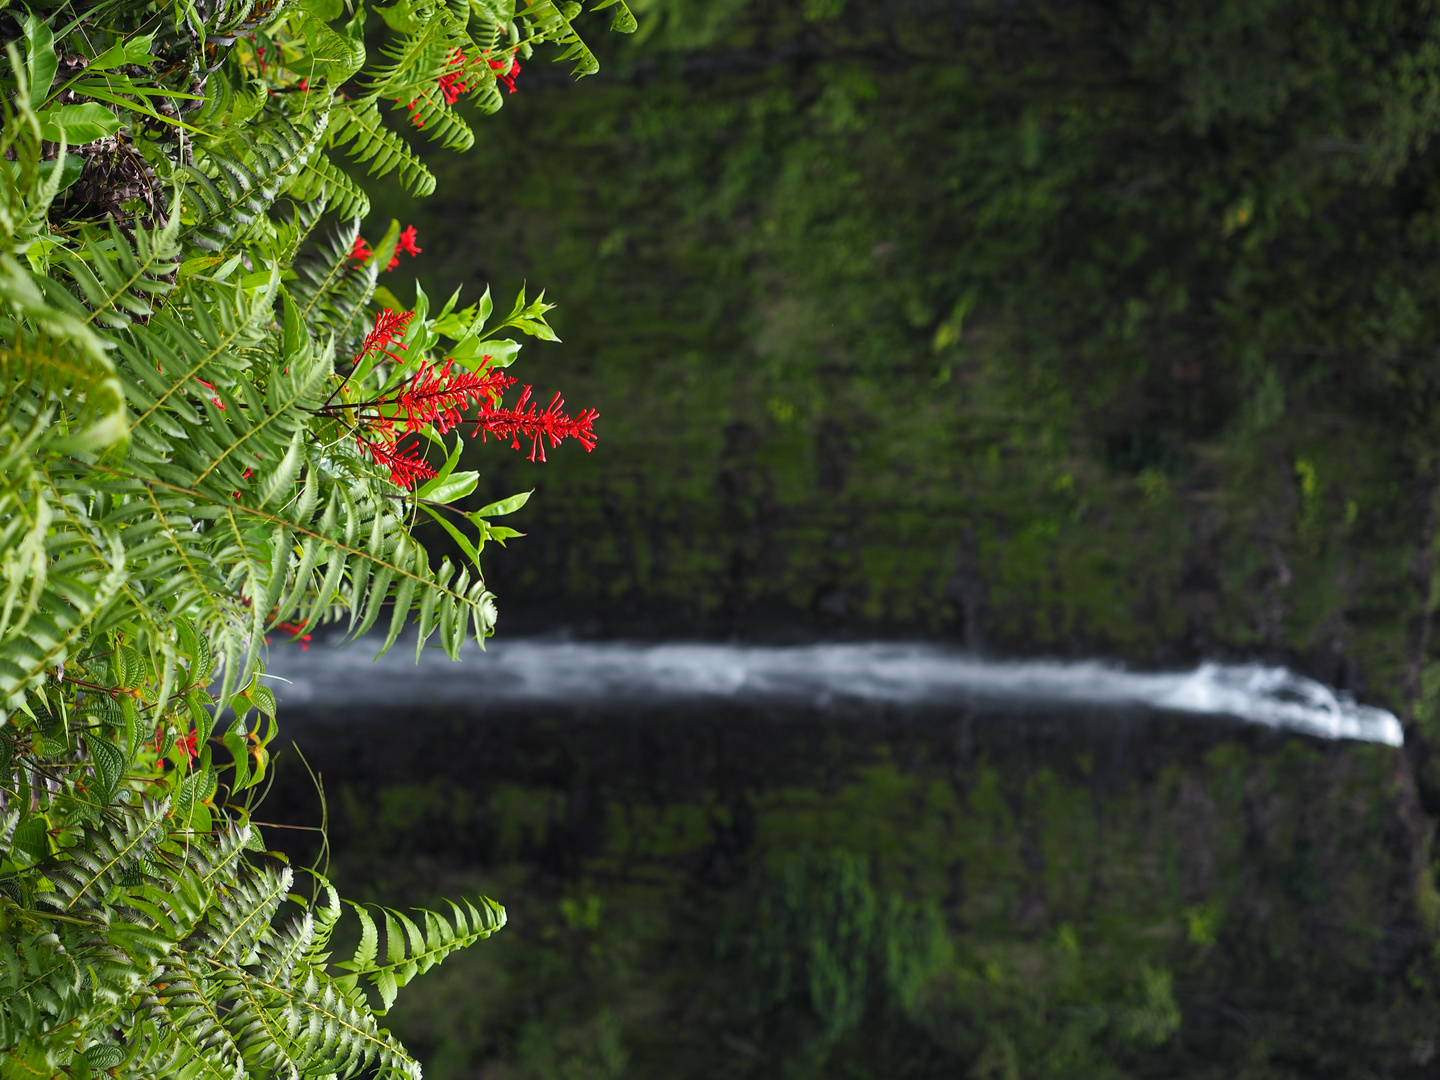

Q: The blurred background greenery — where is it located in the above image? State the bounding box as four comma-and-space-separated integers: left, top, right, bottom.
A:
374, 0, 1440, 699
279, 0, 1440, 1074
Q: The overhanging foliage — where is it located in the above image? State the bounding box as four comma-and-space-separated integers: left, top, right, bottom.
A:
0, 0, 629, 1074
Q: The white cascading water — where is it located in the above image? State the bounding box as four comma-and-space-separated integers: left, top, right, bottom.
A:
265, 639, 1404, 746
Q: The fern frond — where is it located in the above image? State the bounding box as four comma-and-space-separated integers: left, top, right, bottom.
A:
364, 14, 457, 102
182, 110, 329, 256
519, 0, 600, 77
391, 90, 474, 152
0, 445, 129, 709
50, 214, 183, 331
286, 151, 371, 220
290, 222, 379, 355
0, 328, 126, 440
327, 101, 439, 195
336, 896, 505, 1011
34, 798, 170, 914
224, 963, 422, 1080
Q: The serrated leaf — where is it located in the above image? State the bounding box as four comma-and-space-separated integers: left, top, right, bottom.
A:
84, 733, 124, 804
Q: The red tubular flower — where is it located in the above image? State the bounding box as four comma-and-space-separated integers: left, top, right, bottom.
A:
354, 434, 437, 488
395, 360, 513, 435
359, 309, 413, 364
195, 378, 225, 409
471, 384, 599, 462
488, 55, 520, 93
273, 620, 314, 650
155, 729, 200, 761
354, 229, 419, 271
437, 50, 471, 105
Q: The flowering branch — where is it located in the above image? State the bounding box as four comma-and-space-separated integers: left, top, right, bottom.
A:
351, 225, 422, 272
471, 384, 599, 463
319, 308, 415, 410
355, 434, 438, 488
400, 49, 520, 129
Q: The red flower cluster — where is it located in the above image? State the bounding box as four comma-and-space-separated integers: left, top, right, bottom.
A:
437, 49, 471, 105
391, 359, 512, 436
316, 310, 598, 488
355, 434, 438, 488
359, 308, 413, 363
340, 357, 510, 487
401, 50, 519, 124
351, 226, 422, 272
490, 54, 521, 94
471, 384, 599, 463
155, 729, 200, 761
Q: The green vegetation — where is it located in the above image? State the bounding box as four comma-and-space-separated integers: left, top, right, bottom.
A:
0, 0, 630, 1075
303, 709, 1435, 1078
303, 1, 1440, 1073
379, 0, 1440, 714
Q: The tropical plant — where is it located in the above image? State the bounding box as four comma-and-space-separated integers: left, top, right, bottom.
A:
0, 0, 628, 1074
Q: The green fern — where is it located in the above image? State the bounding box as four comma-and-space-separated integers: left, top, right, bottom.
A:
181, 110, 330, 256
337, 896, 507, 1010
328, 100, 440, 195
0, 0, 625, 1074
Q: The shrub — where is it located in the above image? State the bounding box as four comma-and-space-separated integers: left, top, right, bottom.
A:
0, 0, 629, 1075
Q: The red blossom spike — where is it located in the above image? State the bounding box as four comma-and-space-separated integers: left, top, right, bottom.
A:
355, 434, 437, 488
438, 50, 471, 105
471, 384, 598, 462
397, 225, 422, 257
359, 308, 413, 363
351, 235, 373, 262
392, 360, 514, 434
488, 54, 520, 93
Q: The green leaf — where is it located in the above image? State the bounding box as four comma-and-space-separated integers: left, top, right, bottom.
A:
223, 728, 251, 791
39, 103, 121, 145
484, 525, 522, 544
420, 505, 482, 570
37, 154, 83, 193
122, 33, 157, 66
10, 815, 50, 864
89, 32, 156, 70
451, 335, 520, 369
374, 0, 423, 31
84, 734, 124, 804
24, 14, 57, 109
298, 0, 346, 20
82, 1046, 125, 1071
298, 14, 367, 84
471, 490, 532, 518
417, 470, 478, 504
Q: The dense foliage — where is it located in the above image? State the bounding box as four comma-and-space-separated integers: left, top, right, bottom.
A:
381, 0, 1440, 723
0, 0, 628, 1075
